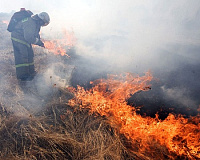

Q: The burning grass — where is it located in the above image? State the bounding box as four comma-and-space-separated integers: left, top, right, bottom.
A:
69, 72, 200, 160
1, 87, 199, 160
0, 49, 199, 159
0, 43, 135, 160
0, 103, 134, 160
0, 17, 199, 159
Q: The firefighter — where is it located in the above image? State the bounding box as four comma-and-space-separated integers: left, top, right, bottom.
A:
10, 11, 50, 82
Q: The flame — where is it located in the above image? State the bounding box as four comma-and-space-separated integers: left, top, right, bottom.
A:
44, 29, 76, 57
198, 105, 200, 112
69, 72, 200, 159
44, 40, 69, 57
2, 20, 9, 25
62, 29, 76, 49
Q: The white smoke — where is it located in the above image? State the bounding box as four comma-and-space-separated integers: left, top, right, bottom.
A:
34, 62, 74, 97
161, 85, 197, 108
0, 0, 200, 112
1, 0, 200, 71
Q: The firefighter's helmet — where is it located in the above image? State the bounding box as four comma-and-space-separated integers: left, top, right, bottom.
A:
38, 12, 50, 26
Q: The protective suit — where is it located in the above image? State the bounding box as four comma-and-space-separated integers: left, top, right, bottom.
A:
10, 12, 50, 81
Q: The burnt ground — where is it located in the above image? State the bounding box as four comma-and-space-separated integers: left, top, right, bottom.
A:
1, 12, 199, 120
0, 12, 199, 160
70, 54, 200, 120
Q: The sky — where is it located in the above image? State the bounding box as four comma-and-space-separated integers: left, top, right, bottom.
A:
1, 0, 200, 112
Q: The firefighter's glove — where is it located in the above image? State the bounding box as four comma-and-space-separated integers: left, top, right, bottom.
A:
37, 40, 45, 48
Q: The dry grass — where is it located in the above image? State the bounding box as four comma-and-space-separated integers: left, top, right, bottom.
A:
0, 48, 188, 160
0, 97, 139, 160
0, 17, 196, 160
0, 39, 136, 159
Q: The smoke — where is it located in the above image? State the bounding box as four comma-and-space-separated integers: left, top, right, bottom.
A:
1, 0, 200, 115
2, 0, 200, 68
39, 0, 200, 76
0, 18, 73, 115
161, 86, 197, 108
66, 0, 200, 114
34, 60, 74, 97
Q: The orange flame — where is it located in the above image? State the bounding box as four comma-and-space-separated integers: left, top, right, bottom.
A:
44, 29, 76, 57
2, 20, 9, 25
69, 72, 200, 159
44, 40, 69, 57
197, 105, 200, 112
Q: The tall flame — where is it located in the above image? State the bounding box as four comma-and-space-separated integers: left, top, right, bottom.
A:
44, 29, 76, 57
69, 72, 200, 159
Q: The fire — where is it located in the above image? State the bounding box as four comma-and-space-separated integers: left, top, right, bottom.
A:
44, 40, 69, 57
62, 29, 76, 49
44, 29, 76, 57
2, 20, 9, 25
69, 72, 200, 159
198, 105, 200, 112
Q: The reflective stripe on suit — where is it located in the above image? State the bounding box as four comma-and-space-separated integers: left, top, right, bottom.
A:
11, 37, 35, 80
11, 17, 40, 80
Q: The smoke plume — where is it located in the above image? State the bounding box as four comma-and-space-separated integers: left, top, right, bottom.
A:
0, 0, 200, 116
